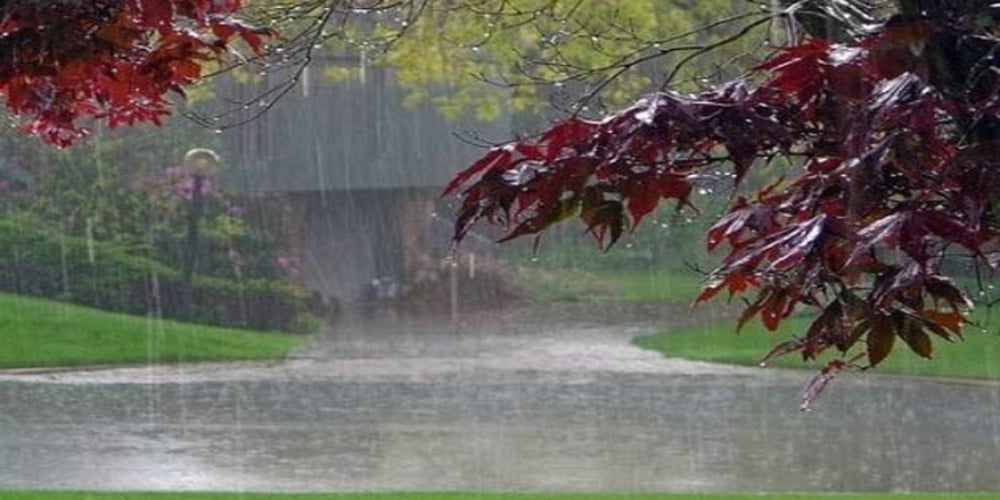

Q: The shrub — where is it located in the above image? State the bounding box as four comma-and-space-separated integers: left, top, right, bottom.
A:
173, 276, 328, 333
0, 216, 327, 333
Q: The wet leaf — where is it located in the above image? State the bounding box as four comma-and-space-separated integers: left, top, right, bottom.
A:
445, 12, 1000, 377
443, 148, 511, 196
898, 320, 933, 359
0, 0, 271, 145
758, 338, 805, 365
921, 310, 965, 340
800, 359, 846, 412
866, 315, 896, 366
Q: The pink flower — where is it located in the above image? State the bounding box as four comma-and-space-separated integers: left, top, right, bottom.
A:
172, 177, 194, 199
274, 254, 304, 274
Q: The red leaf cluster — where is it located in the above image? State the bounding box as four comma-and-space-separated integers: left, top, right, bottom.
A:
447, 14, 1000, 372
0, 0, 270, 145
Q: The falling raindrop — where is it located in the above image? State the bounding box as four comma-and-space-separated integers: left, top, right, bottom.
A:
359, 49, 368, 85
85, 217, 95, 264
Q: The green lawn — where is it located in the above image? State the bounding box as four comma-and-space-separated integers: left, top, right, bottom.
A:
0, 493, 996, 500
634, 310, 1000, 380
0, 293, 306, 369
508, 264, 706, 304
510, 258, 1000, 380
596, 270, 705, 303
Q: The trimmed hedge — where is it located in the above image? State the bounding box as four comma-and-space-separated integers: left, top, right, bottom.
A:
178, 276, 327, 333
0, 217, 326, 333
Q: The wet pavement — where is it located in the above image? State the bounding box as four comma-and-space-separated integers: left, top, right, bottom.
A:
1, 303, 999, 492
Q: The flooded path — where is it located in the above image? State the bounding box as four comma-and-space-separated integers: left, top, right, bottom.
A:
1, 303, 999, 492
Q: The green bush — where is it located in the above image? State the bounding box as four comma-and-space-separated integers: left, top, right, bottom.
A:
181, 276, 328, 333
0, 216, 327, 333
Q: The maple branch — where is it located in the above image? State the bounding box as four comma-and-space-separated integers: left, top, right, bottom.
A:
660, 15, 776, 91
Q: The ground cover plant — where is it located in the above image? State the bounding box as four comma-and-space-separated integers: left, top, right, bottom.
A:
0, 293, 304, 369
0, 216, 324, 333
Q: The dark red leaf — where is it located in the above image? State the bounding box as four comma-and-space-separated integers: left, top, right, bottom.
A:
444, 14, 1000, 381
800, 359, 849, 411
736, 289, 768, 330
924, 276, 973, 311
919, 211, 981, 252
625, 182, 660, 227
541, 118, 597, 161
695, 275, 727, 304
442, 148, 512, 196
0, 0, 271, 145
866, 315, 896, 366
898, 320, 933, 359
920, 310, 965, 340
758, 338, 805, 366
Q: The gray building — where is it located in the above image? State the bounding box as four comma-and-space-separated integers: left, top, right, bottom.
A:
219, 63, 511, 303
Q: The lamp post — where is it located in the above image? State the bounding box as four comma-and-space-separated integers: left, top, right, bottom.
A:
179, 148, 220, 320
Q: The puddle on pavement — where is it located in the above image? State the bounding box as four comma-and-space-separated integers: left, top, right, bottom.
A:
2, 305, 999, 492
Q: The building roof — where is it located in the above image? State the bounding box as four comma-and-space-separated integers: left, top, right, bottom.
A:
219, 64, 511, 193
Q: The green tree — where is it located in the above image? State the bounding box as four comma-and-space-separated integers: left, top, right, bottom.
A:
232, 1, 759, 126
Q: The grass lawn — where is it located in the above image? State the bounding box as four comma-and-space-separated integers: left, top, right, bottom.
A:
508, 264, 706, 304
0, 493, 996, 500
0, 293, 306, 369
634, 310, 1000, 381
595, 270, 705, 303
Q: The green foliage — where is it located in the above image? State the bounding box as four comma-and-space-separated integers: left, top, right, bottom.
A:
21, 165, 154, 246
256, 0, 761, 122
0, 293, 304, 368
190, 275, 327, 333
0, 118, 220, 244
0, 113, 323, 331
0, 216, 325, 333
0, 215, 172, 313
